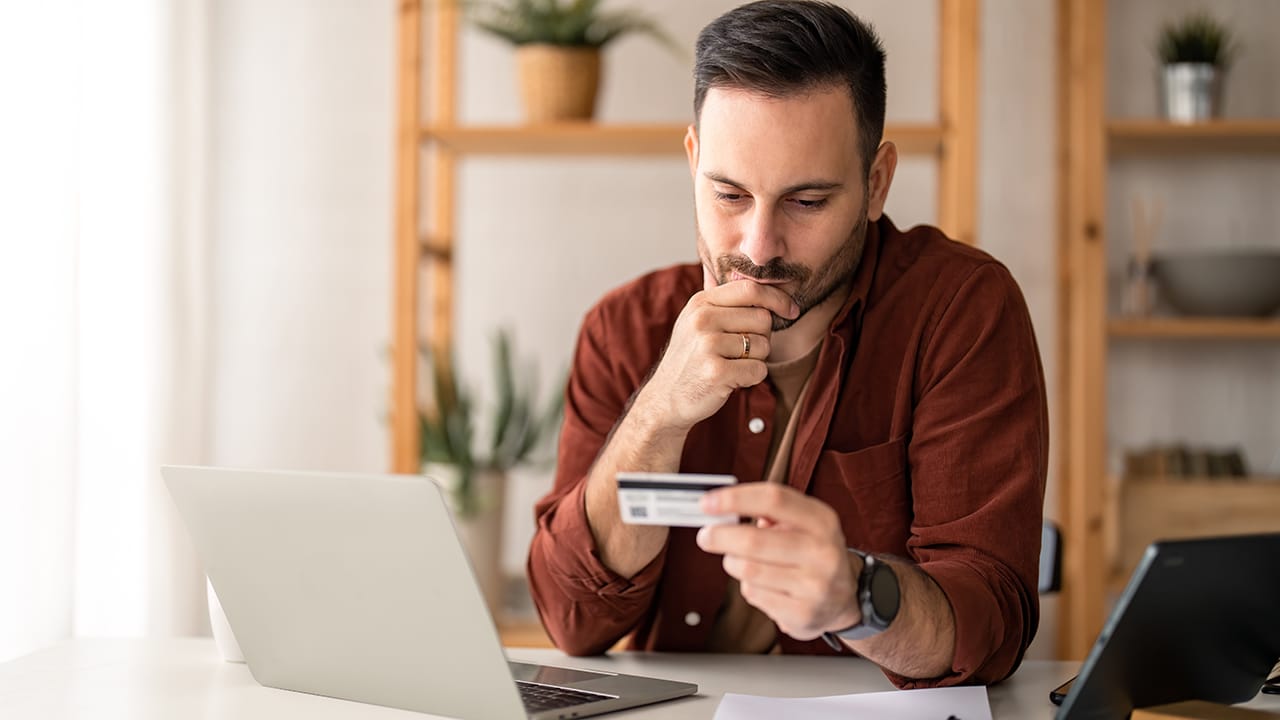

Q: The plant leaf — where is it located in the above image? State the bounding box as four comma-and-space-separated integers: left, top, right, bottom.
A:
466, 0, 675, 50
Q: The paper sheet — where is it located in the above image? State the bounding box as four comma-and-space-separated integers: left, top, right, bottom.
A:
713, 685, 993, 720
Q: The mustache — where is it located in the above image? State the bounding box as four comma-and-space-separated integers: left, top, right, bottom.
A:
716, 255, 810, 283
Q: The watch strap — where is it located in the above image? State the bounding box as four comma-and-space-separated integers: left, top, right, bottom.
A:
833, 548, 891, 641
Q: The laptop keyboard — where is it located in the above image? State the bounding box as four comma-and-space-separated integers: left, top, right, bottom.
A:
517, 681, 616, 713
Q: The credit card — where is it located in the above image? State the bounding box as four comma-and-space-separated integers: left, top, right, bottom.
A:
616, 472, 738, 527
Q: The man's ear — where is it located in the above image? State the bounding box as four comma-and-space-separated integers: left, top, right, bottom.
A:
865, 141, 898, 222
684, 124, 699, 179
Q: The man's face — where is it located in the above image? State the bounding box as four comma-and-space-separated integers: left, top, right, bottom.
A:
688, 85, 873, 331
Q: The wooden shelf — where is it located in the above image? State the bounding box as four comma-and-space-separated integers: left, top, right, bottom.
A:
1108, 317, 1280, 340
1108, 119, 1280, 155
421, 122, 945, 157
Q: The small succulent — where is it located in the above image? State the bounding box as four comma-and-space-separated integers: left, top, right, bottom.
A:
471, 0, 677, 51
419, 329, 565, 517
1156, 11, 1237, 67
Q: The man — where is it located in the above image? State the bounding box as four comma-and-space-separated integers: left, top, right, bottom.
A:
527, 0, 1047, 688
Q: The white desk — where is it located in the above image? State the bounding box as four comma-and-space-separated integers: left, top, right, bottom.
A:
1, 639, 1276, 719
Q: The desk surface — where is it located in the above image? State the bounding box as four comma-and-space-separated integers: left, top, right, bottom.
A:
1, 639, 1276, 719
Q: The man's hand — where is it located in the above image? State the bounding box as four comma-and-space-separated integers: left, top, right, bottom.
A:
694, 483, 860, 641
635, 279, 799, 432
582, 280, 796, 579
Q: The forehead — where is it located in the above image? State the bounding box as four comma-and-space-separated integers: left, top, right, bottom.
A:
697, 85, 862, 186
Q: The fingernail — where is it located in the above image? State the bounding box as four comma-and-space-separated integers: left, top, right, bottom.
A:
701, 492, 720, 513
696, 526, 711, 547
789, 302, 801, 318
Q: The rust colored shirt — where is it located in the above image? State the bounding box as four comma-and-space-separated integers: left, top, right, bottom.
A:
527, 217, 1049, 687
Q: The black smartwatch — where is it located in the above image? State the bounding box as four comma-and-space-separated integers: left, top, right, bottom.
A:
834, 549, 900, 641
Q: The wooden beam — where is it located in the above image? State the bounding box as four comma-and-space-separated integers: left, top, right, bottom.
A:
1057, 0, 1109, 661
938, 0, 979, 246
427, 0, 459, 371
391, 0, 423, 473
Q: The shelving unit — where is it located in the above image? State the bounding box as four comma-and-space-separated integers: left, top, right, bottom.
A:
1058, 0, 1280, 660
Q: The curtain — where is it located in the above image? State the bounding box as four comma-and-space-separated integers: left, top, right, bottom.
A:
0, 0, 210, 662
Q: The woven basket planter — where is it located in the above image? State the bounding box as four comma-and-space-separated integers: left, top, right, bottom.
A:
516, 44, 601, 122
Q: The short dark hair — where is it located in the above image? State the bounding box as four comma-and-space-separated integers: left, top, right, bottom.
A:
693, 1, 887, 173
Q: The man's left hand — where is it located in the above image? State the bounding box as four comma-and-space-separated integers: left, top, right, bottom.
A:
695, 483, 861, 641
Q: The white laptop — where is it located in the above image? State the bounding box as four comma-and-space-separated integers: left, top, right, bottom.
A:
163, 465, 697, 719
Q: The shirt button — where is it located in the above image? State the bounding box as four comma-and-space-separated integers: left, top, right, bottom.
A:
748, 417, 765, 434
684, 611, 701, 627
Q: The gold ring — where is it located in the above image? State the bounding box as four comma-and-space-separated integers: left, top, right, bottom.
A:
740, 333, 751, 359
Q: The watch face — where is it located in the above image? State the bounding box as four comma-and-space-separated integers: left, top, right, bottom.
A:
869, 564, 900, 622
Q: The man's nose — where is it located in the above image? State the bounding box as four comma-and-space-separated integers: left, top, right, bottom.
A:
739, 205, 784, 268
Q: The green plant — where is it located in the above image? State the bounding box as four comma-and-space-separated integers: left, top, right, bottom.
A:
419, 329, 565, 517
1156, 11, 1237, 67
470, 0, 678, 51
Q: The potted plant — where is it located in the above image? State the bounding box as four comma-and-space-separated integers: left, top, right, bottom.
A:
419, 329, 564, 613
471, 0, 677, 122
1155, 11, 1238, 123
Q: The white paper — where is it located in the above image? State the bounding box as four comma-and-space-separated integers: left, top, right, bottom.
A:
713, 685, 992, 720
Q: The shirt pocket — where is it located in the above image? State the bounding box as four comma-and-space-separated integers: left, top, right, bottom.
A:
810, 435, 911, 553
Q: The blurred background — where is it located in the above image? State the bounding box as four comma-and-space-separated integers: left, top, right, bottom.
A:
1, 0, 1276, 667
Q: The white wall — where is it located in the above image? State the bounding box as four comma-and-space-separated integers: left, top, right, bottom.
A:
208, 0, 393, 473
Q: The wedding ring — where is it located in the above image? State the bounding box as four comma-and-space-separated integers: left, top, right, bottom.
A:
740, 333, 751, 359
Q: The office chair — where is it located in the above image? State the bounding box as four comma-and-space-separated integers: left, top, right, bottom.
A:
1039, 521, 1062, 594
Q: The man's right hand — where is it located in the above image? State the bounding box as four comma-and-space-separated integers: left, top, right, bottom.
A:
635, 278, 800, 430
582, 277, 799, 579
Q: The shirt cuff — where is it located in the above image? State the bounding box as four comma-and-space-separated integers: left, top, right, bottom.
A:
534, 479, 667, 604
882, 559, 1023, 689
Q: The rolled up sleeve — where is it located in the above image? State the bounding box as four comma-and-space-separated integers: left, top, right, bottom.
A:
527, 301, 668, 655
892, 262, 1049, 687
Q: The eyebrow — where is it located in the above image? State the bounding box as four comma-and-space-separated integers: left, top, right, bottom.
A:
703, 171, 844, 196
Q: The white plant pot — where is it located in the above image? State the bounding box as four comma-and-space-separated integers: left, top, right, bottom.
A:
1160, 62, 1222, 123
207, 577, 245, 663
422, 463, 508, 618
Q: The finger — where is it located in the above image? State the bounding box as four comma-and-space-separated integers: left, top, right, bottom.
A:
696, 523, 815, 565
688, 298, 774, 338
701, 483, 839, 532
738, 582, 827, 641
721, 554, 826, 599
717, 331, 771, 361
706, 279, 800, 321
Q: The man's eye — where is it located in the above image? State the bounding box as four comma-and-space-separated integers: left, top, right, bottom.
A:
714, 191, 744, 202
792, 198, 828, 210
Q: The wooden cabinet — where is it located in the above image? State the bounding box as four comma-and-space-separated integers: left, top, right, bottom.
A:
1058, 0, 1280, 659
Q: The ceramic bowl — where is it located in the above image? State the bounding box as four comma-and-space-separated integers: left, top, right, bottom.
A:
1149, 250, 1280, 317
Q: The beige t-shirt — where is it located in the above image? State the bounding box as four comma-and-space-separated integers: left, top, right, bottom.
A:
707, 338, 825, 653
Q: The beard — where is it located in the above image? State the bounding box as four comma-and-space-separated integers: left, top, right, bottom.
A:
698, 207, 869, 332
